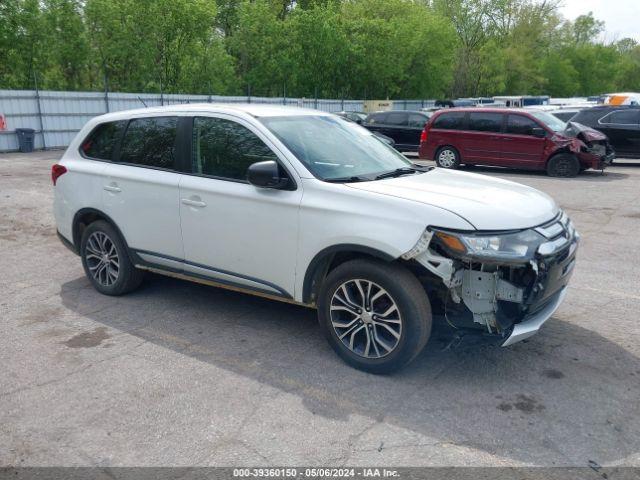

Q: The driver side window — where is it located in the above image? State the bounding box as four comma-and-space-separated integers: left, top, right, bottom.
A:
192, 117, 278, 181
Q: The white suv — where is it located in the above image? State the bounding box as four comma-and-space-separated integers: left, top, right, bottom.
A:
53, 104, 579, 373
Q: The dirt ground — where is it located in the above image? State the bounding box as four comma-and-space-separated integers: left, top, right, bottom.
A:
1, 150, 639, 467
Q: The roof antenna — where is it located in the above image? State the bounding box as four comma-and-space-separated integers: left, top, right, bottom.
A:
138, 96, 148, 108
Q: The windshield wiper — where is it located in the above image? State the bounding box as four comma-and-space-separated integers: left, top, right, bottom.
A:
324, 175, 371, 183
375, 166, 428, 180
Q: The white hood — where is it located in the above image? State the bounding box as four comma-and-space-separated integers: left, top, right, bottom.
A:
347, 168, 559, 230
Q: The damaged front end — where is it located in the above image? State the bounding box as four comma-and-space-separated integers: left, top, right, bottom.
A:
402, 211, 579, 346
561, 122, 615, 170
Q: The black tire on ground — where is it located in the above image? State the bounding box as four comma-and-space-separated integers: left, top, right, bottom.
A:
435, 146, 461, 169
317, 259, 432, 374
80, 220, 144, 296
546, 153, 581, 177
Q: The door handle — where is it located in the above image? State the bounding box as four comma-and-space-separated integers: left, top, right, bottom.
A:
103, 184, 121, 193
181, 197, 207, 208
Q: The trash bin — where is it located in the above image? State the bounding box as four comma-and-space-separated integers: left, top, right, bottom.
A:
15, 128, 35, 153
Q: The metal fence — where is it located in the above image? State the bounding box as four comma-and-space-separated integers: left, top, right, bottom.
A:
0, 89, 434, 152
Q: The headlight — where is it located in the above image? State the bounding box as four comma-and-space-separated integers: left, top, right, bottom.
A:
434, 229, 544, 262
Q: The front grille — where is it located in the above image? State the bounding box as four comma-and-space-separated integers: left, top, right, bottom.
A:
535, 211, 577, 256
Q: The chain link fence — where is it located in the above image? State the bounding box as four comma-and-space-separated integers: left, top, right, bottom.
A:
0, 89, 435, 152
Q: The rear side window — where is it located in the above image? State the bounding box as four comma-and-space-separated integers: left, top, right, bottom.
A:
468, 112, 503, 132
80, 121, 125, 160
365, 113, 387, 124
408, 113, 428, 128
600, 110, 640, 125
506, 115, 540, 135
432, 112, 466, 130
572, 109, 608, 125
385, 112, 408, 126
192, 117, 278, 181
119, 117, 178, 169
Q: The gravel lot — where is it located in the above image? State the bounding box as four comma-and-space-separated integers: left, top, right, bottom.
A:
1, 150, 639, 467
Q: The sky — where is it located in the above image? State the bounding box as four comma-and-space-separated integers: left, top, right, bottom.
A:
559, 0, 640, 41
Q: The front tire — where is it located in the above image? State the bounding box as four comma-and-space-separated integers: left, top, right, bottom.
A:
435, 146, 461, 169
80, 220, 144, 296
318, 259, 432, 374
547, 153, 580, 177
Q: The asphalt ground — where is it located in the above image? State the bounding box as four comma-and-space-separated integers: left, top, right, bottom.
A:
1, 150, 639, 467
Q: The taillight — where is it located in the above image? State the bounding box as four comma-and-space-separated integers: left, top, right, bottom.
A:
51, 164, 67, 185
420, 128, 427, 143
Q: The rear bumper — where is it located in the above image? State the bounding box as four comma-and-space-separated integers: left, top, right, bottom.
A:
501, 287, 567, 346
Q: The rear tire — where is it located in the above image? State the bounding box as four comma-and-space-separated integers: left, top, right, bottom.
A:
80, 220, 144, 296
435, 146, 461, 169
318, 259, 432, 374
547, 153, 580, 177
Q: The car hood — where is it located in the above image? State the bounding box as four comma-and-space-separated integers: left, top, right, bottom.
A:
563, 122, 608, 142
347, 168, 559, 230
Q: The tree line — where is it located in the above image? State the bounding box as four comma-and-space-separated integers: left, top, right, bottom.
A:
1, 0, 639, 99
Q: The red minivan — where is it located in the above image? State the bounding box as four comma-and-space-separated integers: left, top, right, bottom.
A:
418, 108, 615, 177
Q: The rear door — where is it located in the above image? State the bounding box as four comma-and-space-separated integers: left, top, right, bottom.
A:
597, 109, 640, 158
460, 112, 505, 164
102, 115, 185, 263
502, 114, 547, 167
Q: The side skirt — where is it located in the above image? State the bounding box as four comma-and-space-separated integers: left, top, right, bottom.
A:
136, 265, 314, 309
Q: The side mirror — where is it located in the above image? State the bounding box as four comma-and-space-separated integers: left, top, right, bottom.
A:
355, 118, 363, 125
247, 160, 291, 190
531, 127, 546, 138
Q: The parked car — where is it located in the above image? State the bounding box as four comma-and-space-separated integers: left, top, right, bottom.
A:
335, 112, 396, 147
569, 106, 640, 159
54, 104, 578, 373
549, 108, 583, 123
419, 107, 614, 177
363, 110, 431, 152
335, 111, 367, 124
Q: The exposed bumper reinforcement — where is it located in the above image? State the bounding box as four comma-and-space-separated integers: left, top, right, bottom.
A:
501, 287, 568, 347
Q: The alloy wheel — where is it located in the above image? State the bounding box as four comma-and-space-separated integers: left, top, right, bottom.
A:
85, 231, 120, 286
330, 279, 402, 358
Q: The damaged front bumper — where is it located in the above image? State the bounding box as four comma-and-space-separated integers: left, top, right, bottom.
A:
501, 287, 567, 346
403, 211, 579, 346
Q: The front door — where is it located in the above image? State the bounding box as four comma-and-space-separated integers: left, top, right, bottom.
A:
179, 115, 302, 299
501, 114, 547, 168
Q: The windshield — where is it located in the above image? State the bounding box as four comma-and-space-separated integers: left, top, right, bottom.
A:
259, 115, 412, 181
529, 110, 567, 132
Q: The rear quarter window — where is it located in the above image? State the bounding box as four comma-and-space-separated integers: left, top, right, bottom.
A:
432, 111, 466, 130
408, 113, 429, 128
80, 121, 126, 160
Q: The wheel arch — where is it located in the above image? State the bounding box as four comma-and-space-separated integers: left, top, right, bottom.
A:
302, 244, 396, 305
435, 145, 461, 163
72, 208, 130, 254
